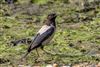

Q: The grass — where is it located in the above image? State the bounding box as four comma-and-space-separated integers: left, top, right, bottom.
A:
0, 0, 100, 66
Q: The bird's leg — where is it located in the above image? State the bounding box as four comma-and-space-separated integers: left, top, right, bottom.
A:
40, 46, 44, 50
40, 46, 49, 54
40, 46, 46, 52
36, 48, 40, 57
35, 48, 41, 62
40, 46, 50, 54
41, 46, 48, 52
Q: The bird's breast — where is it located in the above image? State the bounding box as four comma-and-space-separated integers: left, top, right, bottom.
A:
42, 32, 55, 45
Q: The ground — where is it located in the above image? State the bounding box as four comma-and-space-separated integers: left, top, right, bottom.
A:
0, 0, 100, 66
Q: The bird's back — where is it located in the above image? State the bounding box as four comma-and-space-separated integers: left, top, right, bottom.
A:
38, 25, 52, 35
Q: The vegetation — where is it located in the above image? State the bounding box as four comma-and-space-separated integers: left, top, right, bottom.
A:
0, 0, 100, 66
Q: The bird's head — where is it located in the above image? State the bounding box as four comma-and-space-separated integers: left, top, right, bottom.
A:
47, 13, 57, 21
44, 13, 57, 26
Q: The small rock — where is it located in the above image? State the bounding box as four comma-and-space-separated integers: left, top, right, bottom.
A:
33, 66, 41, 67
18, 65, 31, 67
53, 63, 58, 67
96, 62, 100, 67
46, 64, 52, 67
61, 65, 71, 67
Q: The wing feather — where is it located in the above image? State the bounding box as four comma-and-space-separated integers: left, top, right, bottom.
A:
28, 26, 55, 51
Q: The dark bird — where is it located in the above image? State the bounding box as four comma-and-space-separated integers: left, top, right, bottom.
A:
22, 13, 57, 59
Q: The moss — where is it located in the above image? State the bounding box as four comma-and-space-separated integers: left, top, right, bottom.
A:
0, 0, 100, 66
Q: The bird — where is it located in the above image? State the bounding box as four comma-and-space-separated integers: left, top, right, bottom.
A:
21, 13, 57, 59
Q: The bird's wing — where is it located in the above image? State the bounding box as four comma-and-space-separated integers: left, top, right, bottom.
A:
28, 26, 55, 51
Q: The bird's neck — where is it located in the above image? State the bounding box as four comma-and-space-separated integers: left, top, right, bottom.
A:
45, 20, 56, 27
51, 20, 56, 27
